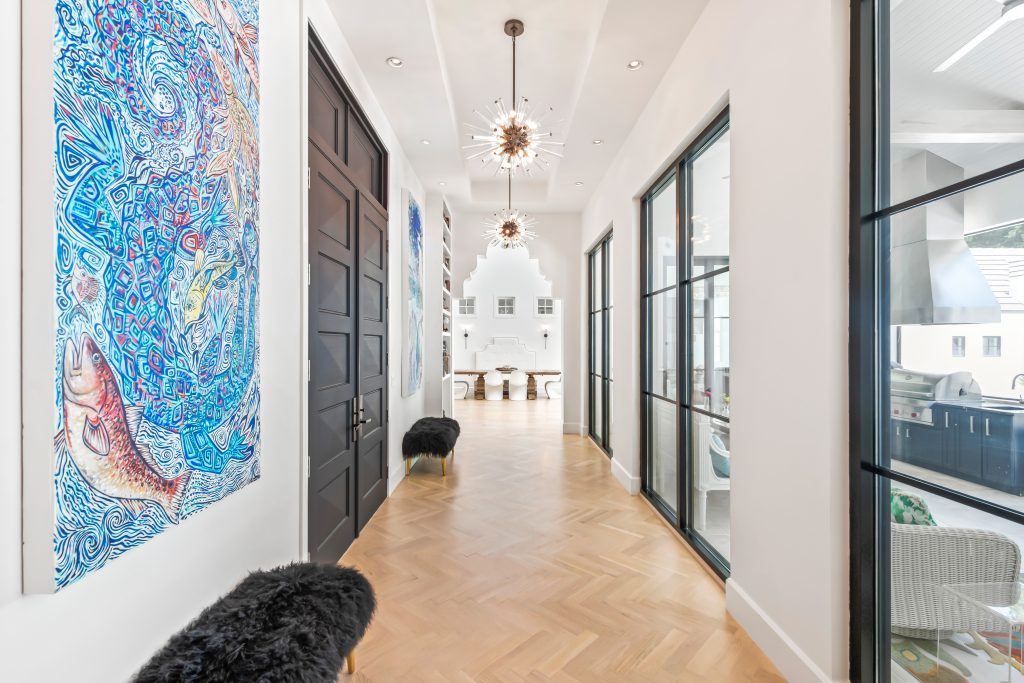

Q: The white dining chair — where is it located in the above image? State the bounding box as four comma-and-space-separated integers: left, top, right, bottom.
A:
694, 412, 730, 531
508, 370, 528, 401
484, 370, 504, 401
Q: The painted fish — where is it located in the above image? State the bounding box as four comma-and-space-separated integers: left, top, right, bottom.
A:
206, 47, 259, 218
183, 248, 236, 328
61, 333, 191, 522
212, 0, 260, 93
73, 264, 99, 305
187, 0, 260, 94
69, 264, 100, 322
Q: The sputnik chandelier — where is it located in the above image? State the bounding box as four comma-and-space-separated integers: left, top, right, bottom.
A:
482, 175, 537, 249
464, 19, 563, 177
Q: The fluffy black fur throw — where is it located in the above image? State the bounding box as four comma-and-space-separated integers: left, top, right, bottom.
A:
402, 416, 461, 460
134, 563, 376, 683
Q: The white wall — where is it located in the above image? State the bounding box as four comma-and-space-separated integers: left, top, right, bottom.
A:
0, 0, 428, 680
580, 1, 850, 681
451, 211, 583, 432
454, 245, 563, 379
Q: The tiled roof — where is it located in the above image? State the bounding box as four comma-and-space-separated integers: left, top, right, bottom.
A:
973, 248, 1024, 312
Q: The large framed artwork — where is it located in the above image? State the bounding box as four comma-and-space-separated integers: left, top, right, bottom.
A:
402, 190, 424, 397
24, 0, 261, 592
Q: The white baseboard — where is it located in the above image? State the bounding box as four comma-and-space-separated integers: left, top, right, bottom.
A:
387, 467, 404, 496
611, 457, 641, 495
726, 580, 839, 683
562, 422, 584, 435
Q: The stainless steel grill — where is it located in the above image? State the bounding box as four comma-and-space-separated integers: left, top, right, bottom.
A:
891, 368, 982, 425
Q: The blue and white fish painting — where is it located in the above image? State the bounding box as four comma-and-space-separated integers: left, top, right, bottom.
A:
53, 0, 260, 590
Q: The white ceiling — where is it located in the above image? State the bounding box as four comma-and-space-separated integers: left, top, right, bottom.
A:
329, 0, 710, 212
891, 0, 1024, 173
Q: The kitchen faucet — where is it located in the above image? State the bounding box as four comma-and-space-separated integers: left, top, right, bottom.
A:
1013, 374, 1024, 403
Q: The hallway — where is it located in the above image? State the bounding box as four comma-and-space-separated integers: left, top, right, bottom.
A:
342, 400, 782, 681
0, 1, 891, 680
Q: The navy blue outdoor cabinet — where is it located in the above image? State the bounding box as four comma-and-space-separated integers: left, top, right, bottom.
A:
893, 404, 1024, 496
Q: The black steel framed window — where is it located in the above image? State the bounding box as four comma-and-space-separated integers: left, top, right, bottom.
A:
641, 108, 730, 578
589, 231, 613, 455
851, 1, 1024, 680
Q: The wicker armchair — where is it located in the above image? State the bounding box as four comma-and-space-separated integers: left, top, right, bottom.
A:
891, 523, 1021, 639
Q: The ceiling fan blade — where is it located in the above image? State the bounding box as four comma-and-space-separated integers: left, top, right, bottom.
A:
934, 14, 1009, 72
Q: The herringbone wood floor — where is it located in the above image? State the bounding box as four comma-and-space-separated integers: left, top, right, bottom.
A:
340, 399, 784, 682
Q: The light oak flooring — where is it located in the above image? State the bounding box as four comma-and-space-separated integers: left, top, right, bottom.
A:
339, 399, 783, 682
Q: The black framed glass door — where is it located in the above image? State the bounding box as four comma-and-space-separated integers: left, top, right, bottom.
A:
851, 1, 1024, 679
641, 109, 731, 577
589, 232, 613, 455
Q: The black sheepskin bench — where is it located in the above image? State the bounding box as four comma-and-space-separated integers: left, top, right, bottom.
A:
402, 416, 461, 476
134, 563, 375, 682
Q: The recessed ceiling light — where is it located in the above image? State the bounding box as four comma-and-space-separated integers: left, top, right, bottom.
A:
421, 139, 431, 145
386, 57, 404, 68
575, 181, 584, 187
592, 139, 604, 145
438, 181, 447, 187
626, 59, 643, 71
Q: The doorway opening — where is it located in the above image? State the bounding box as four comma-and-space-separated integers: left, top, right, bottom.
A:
451, 244, 564, 436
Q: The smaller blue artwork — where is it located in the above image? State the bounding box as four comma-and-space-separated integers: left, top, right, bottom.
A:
403, 191, 424, 396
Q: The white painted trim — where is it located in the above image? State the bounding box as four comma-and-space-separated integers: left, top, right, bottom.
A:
611, 457, 640, 495
21, 0, 58, 594
298, 9, 312, 572
726, 580, 841, 683
387, 469, 404, 496
562, 422, 583, 435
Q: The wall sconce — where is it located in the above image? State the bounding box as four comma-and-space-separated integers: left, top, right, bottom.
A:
541, 326, 550, 349
462, 326, 471, 349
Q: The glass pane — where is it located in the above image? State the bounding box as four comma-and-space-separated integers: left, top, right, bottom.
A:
690, 409, 730, 561
592, 376, 603, 441
594, 311, 604, 379
607, 237, 614, 307
648, 177, 677, 292
608, 307, 614, 381
593, 246, 604, 312
888, 172, 1024, 511
649, 397, 677, 513
607, 379, 613, 450
887, 1, 1024, 206
886, 481, 1024, 682
691, 130, 730, 278
691, 273, 730, 417
649, 290, 677, 400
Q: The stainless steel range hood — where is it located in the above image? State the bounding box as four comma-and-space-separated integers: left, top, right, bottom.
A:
891, 152, 1001, 325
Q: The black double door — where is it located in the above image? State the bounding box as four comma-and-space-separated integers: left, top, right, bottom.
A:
307, 38, 389, 564
308, 143, 389, 564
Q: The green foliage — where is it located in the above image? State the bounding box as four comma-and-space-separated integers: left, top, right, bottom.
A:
966, 223, 1024, 248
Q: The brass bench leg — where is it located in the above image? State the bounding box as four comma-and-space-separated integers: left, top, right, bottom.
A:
441, 456, 447, 477
405, 459, 410, 476
347, 648, 356, 674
